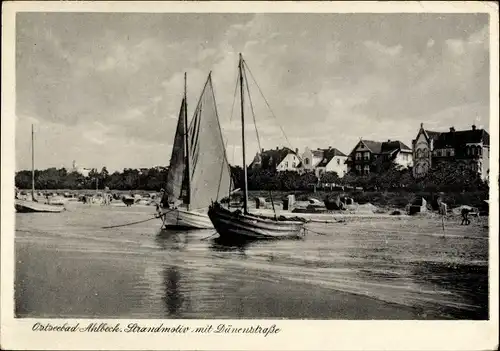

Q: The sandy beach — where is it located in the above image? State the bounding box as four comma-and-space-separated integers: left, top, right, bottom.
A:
14, 203, 488, 319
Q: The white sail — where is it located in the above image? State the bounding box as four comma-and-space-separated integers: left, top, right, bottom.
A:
187, 74, 232, 210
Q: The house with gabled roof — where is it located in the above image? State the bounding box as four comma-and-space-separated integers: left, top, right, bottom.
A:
412, 123, 490, 180
300, 146, 347, 178
346, 138, 413, 175
250, 146, 302, 172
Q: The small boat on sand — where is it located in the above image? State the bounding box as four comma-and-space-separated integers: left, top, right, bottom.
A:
15, 199, 65, 213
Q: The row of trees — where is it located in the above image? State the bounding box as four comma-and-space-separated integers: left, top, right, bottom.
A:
233, 161, 488, 193
15, 167, 169, 191
15, 161, 487, 193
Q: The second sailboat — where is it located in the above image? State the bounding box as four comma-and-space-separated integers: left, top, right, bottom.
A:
157, 73, 232, 229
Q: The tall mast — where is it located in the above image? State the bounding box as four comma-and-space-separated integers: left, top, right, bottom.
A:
184, 72, 191, 211
239, 54, 249, 214
31, 124, 35, 201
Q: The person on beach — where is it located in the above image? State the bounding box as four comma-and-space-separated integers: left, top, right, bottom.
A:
160, 188, 169, 209
461, 208, 471, 225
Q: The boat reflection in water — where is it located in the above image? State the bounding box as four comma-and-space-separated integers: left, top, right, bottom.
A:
154, 229, 258, 318
155, 229, 189, 251
209, 236, 253, 256
162, 265, 184, 317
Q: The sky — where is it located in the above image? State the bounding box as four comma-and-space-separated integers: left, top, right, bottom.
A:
15, 12, 490, 172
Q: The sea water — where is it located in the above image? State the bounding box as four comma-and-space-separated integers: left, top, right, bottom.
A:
13, 203, 488, 319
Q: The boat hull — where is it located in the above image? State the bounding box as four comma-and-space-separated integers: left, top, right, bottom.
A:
208, 203, 305, 240
15, 199, 65, 213
159, 207, 213, 230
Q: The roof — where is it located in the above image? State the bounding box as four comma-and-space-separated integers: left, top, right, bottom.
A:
316, 148, 347, 167
312, 149, 324, 157
360, 140, 383, 154
425, 130, 442, 140
349, 139, 411, 159
381, 140, 411, 153
434, 128, 490, 149
250, 147, 297, 169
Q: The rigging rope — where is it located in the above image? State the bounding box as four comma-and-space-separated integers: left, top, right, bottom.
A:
242, 65, 263, 154
101, 216, 159, 229
101, 208, 176, 229
199, 231, 218, 241
242, 60, 294, 150
241, 59, 278, 218
303, 226, 329, 236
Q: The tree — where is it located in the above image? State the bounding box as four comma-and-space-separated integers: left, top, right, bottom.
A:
62, 171, 85, 189
299, 172, 318, 190
122, 168, 140, 190
320, 171, 340, 185
425, 161, 484, 191
15, 170, 31, 189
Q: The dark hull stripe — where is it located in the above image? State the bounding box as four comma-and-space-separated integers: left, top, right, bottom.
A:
208, 206, 305, 240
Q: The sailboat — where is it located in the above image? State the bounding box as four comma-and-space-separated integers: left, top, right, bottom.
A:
207, 54, 307, 240
156, 73, 232, 229
15, 125, 65, 213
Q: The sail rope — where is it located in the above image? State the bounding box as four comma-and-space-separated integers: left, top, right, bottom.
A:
241, 62, 277, 219
101, 208, 176, 229
101, 216, 159, 229
242, 65, 263, 154
242, 60, 294, 150
199, 231, 218, 241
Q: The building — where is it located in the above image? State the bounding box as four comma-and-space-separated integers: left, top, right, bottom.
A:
300, 146, 348, 178
346, 139, 413, 175
412, 123, 490, 180
71, 160, 92, 177
250, 147, 302, 172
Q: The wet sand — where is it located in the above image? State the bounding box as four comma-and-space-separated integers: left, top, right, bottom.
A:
14, 204, 489, 319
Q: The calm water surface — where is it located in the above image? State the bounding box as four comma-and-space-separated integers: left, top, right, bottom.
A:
14, 203, 489, 319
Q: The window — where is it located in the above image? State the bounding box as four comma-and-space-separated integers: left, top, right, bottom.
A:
364, 165, 370, 175
355, 165, 362, 173
446, 150, 451, 157
305, 158, 309, 165
292, 162, 296, 168
450, 149, 455, 157
364, 152, 370, 161
285, 162, 288, 167
337, 159, 340, 165
356, 152, 362, 160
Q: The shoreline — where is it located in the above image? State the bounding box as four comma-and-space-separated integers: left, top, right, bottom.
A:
14, 243, 448, 320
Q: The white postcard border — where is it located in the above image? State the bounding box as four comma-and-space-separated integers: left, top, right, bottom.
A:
1, 2, 499, 350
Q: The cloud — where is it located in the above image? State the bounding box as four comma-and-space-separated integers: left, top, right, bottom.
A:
364, 41, 403, 57
15, 13, 490, 170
